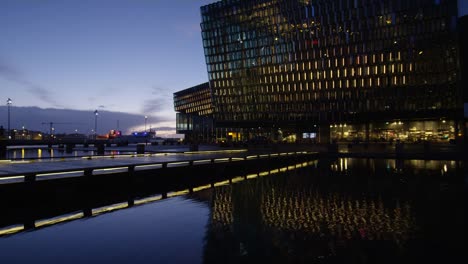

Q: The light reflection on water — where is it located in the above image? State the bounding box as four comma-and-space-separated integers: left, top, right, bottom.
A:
6, 148, 122, 159
0, 197, 209, 264
0, 158, 463, 263
330, 157, 459, 175
202, 159, 463, 263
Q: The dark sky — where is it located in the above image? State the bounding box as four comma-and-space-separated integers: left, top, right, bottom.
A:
2, 0, 467, 133
0, 0, 217, 135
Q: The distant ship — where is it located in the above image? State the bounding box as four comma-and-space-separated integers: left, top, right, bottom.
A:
131, 130, 156, 138
96, 129, 122, 140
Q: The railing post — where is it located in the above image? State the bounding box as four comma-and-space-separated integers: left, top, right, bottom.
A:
127, 165, 135, 189
0, 142, 7, 159
24, 219, 35, 230
136, 143, 145, 154
65, 143, 74, 153
25, 173, 36, 182
127, 162, 135, 207
96, 144, 105, 155
83, 208, 92, 217
128, 165, 135, 176
84, 169, 93, 177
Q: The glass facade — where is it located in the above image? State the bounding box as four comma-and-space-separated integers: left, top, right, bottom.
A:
174, 82, 214, 142
199, 0, 465, 142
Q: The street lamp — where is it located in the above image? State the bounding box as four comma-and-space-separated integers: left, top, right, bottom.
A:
94, 110, 98, 139
145, 115, 148, 132
6, 98, 12, 140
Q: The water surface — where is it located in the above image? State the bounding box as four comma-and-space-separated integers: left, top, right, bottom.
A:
0, 158, 464, 263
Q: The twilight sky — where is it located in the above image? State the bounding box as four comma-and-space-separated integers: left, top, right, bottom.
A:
0, 0, 216, 135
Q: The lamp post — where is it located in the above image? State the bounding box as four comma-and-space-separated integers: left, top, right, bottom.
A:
94, 110, 98, 139
145, 115, 148, 132
7, 98, 12, 140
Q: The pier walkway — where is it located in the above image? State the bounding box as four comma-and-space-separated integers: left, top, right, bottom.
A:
0, 148, 316, 183
0, 150, 245, 181
1, 141, 461, 183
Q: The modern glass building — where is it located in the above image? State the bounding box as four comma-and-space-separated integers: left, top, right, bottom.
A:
196, 0, 466, 143
174, 82, 215, 142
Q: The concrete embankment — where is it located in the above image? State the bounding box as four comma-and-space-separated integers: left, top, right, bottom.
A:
248, 142, 464, 160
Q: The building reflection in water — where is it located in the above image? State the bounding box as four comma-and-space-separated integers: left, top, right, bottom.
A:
203, 158, 461, 263
330, 158, 459, 176
0, 156, 461, 262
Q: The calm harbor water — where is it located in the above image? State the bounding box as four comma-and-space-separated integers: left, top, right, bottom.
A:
0, 158, 464, 263
5, 147, 127, 159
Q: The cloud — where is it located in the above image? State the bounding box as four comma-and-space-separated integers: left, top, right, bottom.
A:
142, 85, 173, 115
0, 60, 27, 85
0, 58, 60, 107
150, 85, 172, 95
142, 98, 169, 114
27, 85, 63, 108
0, 105, 174, 135
153, 126, 176, 131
